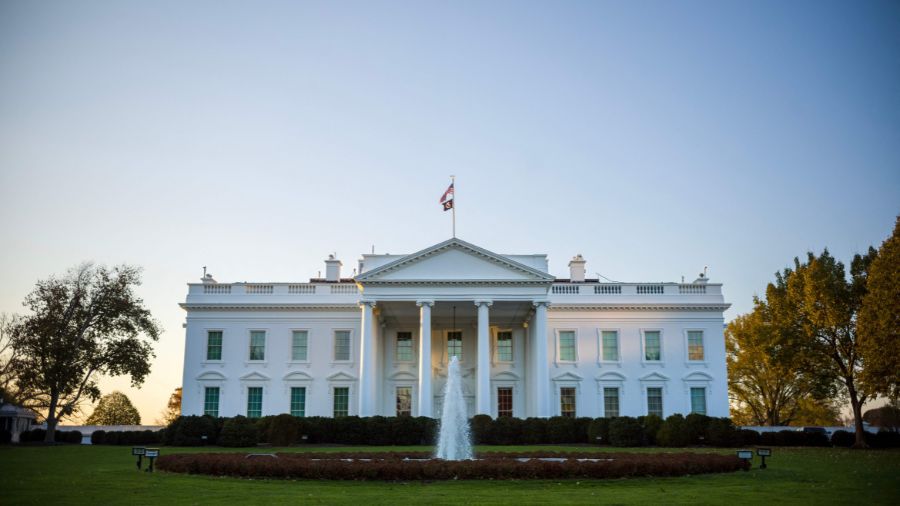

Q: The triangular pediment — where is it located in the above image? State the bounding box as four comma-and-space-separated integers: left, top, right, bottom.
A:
283, 371, 314, 382
326, 371, 357, 382
596, 371, 627, 382
639, 372, 670, 382
683, 371, 714, 382
355, 238, 554, 284
196, 371, 227, 381
240, 371, 271, 382
552, 371, 584, 382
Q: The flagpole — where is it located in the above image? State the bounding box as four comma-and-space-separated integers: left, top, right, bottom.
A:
450, 175, 456, 237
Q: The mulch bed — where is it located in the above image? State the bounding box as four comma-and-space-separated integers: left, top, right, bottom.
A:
156, 451, 749, 480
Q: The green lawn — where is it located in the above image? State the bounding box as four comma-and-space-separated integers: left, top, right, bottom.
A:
1, 445, 898, 505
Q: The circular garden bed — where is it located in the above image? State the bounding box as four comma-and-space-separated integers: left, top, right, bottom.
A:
156, 451, 748, 480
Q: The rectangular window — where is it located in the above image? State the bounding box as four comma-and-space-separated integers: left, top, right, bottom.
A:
203, 387, 220, 417
691, 387, 707, 415
647, 387, 663, 417
206, 331, 222, 361
334, 330, 351, 361
560, 387, 577, 417
603, 387, 620, 418
291, 331, 308, 361
333, 387, 349, 417
396, 386, 412, 416
644, 331, 661, 361
559, 331, 576, 362
447, 331, 463, 360
601, 331, 619, 361
496, 331, 513, 362
396, 332, 413, 362
687, 331, 705, 361
497, 387, 513, 418
247, 387, 263, 418
249, 331, 266, 361
290, 387, 306, 417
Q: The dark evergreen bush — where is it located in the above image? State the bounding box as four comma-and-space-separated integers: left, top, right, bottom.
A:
640, 415, 663, 445
684, 414, 711, 444
520, 417, 547, 444
166, 415, 219, 446
546, 416, 579, 443
706, 418, 739, 447
219, 416, 259, 447
657, 415, 691, 447
587, 418, 611, 444
1, 429, 12, 444
90, 430, 106, 445
867, 431, 900, 448
264, 414, 300, 446
490, 416, 524, 445
830, 430, 854, 447
738, 429, 761, 446
609, 417, 644, 446
470, 414, 493, 444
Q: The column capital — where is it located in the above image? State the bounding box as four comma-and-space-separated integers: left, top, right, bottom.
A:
533, 300, 550, 308
474, 299, 493, 307
415, 299, 434, 307
359, 300, 377, 308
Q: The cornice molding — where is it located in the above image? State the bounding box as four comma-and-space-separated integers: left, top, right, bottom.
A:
549, 303, 731, 312
180, 303, 360, 312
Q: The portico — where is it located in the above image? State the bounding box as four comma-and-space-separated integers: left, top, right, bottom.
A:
353, 239, 555, 418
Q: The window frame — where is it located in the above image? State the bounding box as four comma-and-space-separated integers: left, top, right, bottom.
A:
247, 329, 267, 363
684, 329, 706, 364
246, 386, 263, 418
203, 386, 220, 417
332, 386, 351, 417
559, 386, 578, 418
641, 328, 664, 364
496, 386, 514, 418
395, 331, 415, 363
289, 329, 310, 363
555, 329, 578, 364
646, 386, 664, 418
597, 328, 621, 364
690, 386, 707, 415
205, 330, 224, 362
290, 386, 306, 417
494, 329, 514, 363
444, 329, 464, 363
395, 386, 413, 417
603, 386, 620, 418
332, 329, 353, 363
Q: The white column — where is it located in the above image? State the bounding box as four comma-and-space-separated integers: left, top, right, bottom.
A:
475, 300, 492, 415
533, 301, 550, 417
358, 301, 377, 417
417, 300, 434, 417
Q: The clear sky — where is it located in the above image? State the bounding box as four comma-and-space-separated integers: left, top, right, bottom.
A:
1, 0, 898, 423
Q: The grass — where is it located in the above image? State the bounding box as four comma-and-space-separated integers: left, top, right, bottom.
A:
1, 444, 898, 505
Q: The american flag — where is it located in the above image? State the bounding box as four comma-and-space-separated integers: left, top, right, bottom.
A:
440, 183, 454, 211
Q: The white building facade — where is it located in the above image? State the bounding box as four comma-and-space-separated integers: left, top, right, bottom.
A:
180, 238, 730, 420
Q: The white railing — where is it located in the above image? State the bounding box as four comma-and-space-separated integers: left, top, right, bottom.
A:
679, 284, 706, 294
636, 284, 664, 294
245, 284, 274, 294
594, 285, 622, 294
288, 284, 316, 294
552, 285, 580, 294
203, 284, 231, 294
330, 285, 359, 294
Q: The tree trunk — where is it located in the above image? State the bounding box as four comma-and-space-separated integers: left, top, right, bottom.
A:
44, 393, 58, 443
848, 384, 867, 448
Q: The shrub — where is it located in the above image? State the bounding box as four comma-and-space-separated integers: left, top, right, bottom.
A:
22, 428, 46, 443
157, 451, 750, 480
609, 417, 644, 446
491, 416, 524, 445
640, 415, 663, 445
706, 418, 739, 447
166, 415, 219, 446
264, 414, 300, 446
867, 431, 900, 449
831, 430, 854, 448
521, 418, 547, 444
1, 429, 11, 444
219, 416, 259, 447
470, 414, 493, 444
587, 418, 611, 445
737, 429, 761, 446
546, 416, 579, 444
90, 430, 106, 445
58, 430, 82, 444
684, 414, 711, 444
759, 430, 829, 447
657, 415, 691, 447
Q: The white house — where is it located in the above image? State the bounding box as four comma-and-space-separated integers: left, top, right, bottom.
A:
180, 238, 729, 420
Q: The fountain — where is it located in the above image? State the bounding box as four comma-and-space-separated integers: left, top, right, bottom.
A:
434, 355, 473, 460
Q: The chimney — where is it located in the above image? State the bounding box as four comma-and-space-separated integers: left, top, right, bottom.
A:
325, 254, 342, 282
568, 254, 586, 283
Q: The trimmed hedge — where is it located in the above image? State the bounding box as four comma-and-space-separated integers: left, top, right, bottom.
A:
157, 451, 750, 480
609, 417, 644, 446
759, 430, 830, 447
91, 429, 163, 445
1, 429, 12, 444
219, 416, 258, 447
18, 428, 81, 443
